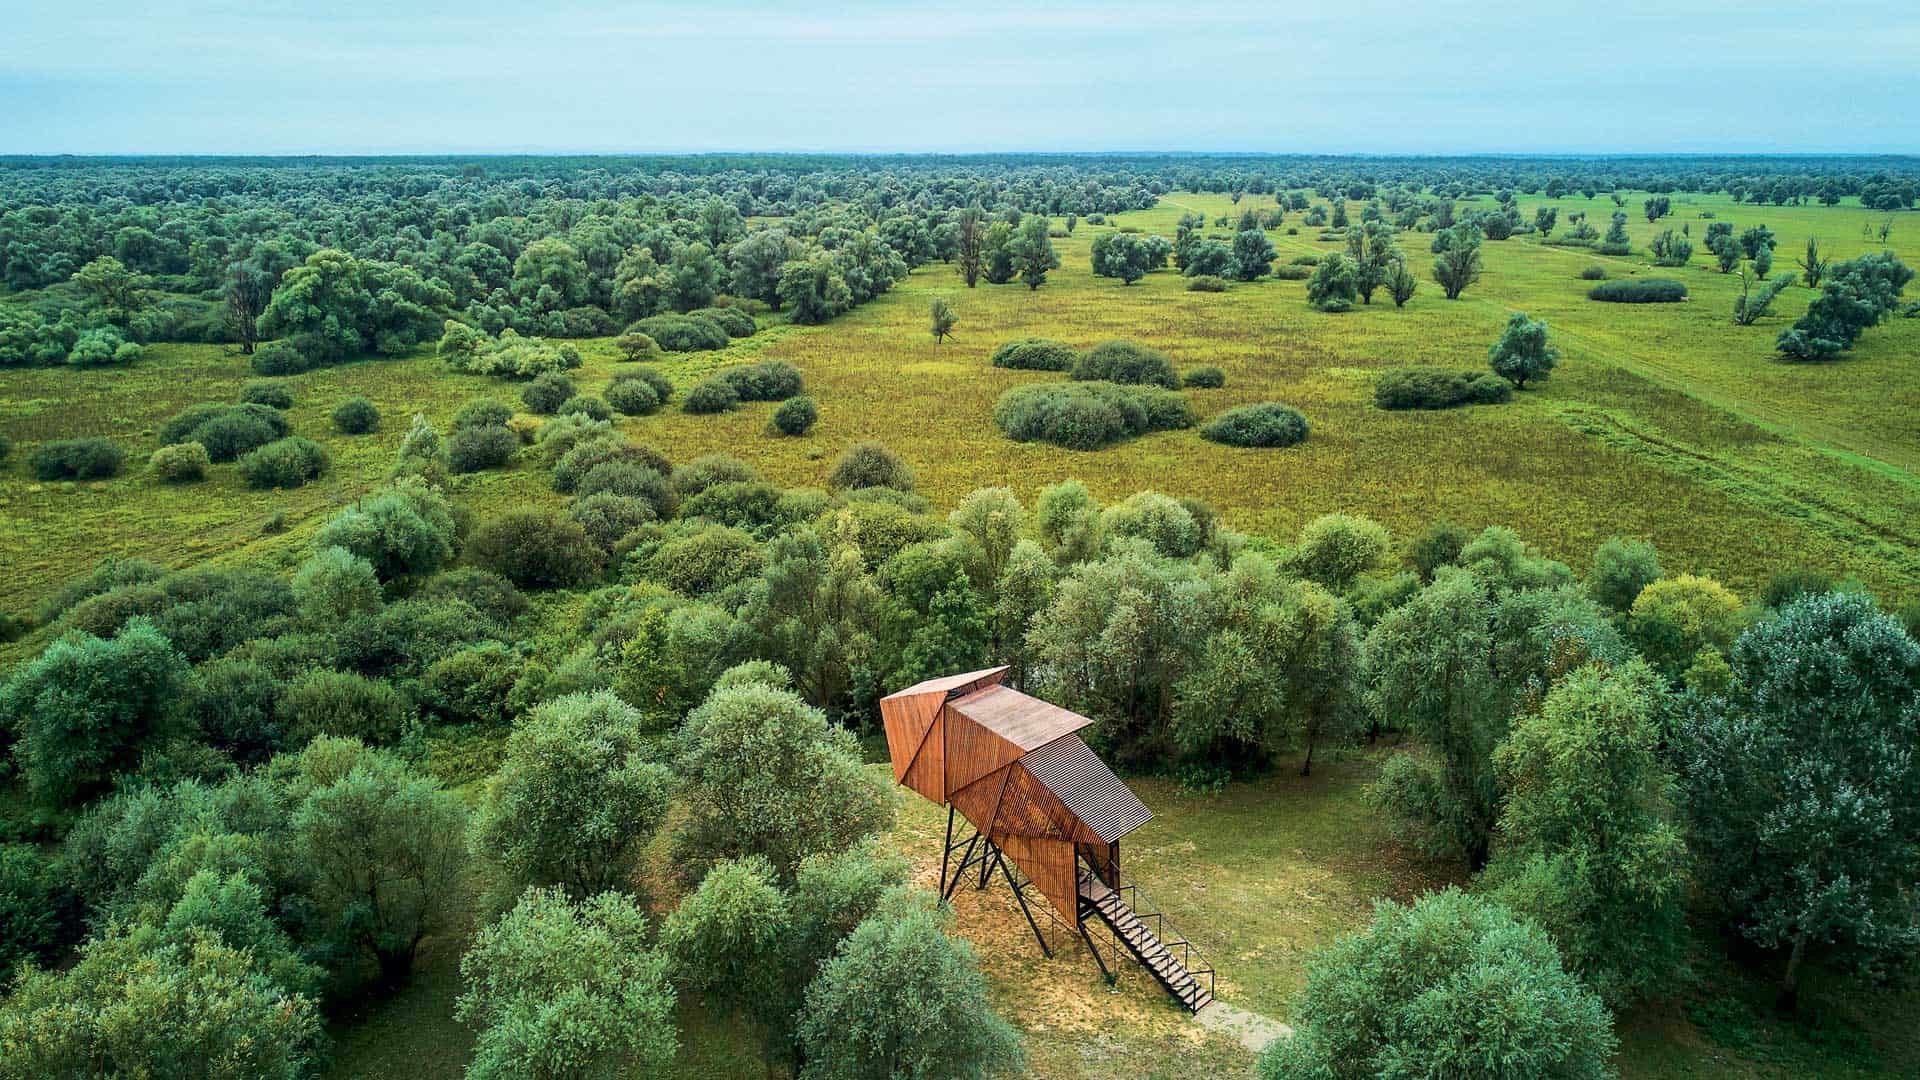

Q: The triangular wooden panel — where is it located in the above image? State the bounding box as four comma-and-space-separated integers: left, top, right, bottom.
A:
901, 713, 946, 803
881, 689, 943, 783
998, 833, 1078, 924
949, 765, 1013, 838
941, 703, 1025, 794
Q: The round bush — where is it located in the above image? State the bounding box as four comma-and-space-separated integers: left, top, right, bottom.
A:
605, 378, 661, 416
149, 441, 210, 482
241, 381, 294, 410
557, 395, 614, 423
1374, 367, 1513, 410
283, 670, 411, 745
1185, 275, 1228, 293
769, 395, 818, 436
249, 340, 315, 376
683, 378, 740, 415
828, 442, 915, 492
1183, 366, 1226, 389
631, 313, 729, 352
613, 330, 662, 363
552, 437, 670, 493
1579, 265, 1607, 280
331, 396, 381, 434
989, 338, 1079, 372
1201, 403, 1309, 448
567, 492, 658, 550
522, 373, 577, 415
1588, 278, 1688, 303
237, 436, 330, 489
1072, 340, 1180, 388
612, 366, 673, 406
447, 423, 520, 473
469, 508, 606, 588
30, 437, 124, 481
993, 382, 1193, 450
576, 462, 674, 519
690, 306, 756, 337
717, 361, 802, 401
671, 454, 761, 497
1270, 264, 1313, 280
452, 399, 514, 431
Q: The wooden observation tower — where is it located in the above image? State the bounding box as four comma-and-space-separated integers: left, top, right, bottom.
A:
881, 666, 1216, 1012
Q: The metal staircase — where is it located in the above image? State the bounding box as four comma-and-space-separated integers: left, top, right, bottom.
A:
1077, 870, 1215, 1013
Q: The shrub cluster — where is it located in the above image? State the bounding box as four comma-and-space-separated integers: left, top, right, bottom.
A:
605, 378, 660, 416
770, 395, 819, 436
521, 373, 576, 415
240, 381, 294, 410
1374, 367, 1514, 410
1588, 279, 1688, 303
689, 306, 756, 337
989, 338, 1078, 372
158, 402, 291, 462
994, 381, 1195, 450
558, 395, 614, 423
683, 379, 740, 415
630, 313, 729, 352
448, 423, 520, 473
30, 438, 124, 480
331, 396, 381, 434
1070, 340, 1180, 389
1185, 275, 1227, 292
1183, 366, 1226, 389
1200, 403, 1310, 448
149, 441, 210, 482
1579, 265, 1607, 280
237, 436, 330, 489
716, 361, 803, 402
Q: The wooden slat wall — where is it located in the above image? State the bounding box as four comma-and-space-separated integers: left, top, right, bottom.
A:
901, 714, 946, 803
880, 689, 942, 783
999, 833, 1077, 923
943, 708, 1023, 795
950, 766, 1012, 838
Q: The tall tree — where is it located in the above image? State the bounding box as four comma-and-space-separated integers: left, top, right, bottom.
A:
953, 205, 985, 288
1009, 216, 1059, 290
1487, 311, 1559, 389
1430, 222, 1484, 299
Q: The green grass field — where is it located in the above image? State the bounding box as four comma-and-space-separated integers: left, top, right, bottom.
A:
3, 190, 1918, 1076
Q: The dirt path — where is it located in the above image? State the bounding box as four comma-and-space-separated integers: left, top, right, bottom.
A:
1196, 1000, 1292, 1055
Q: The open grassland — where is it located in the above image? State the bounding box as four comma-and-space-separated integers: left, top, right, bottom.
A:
4, 191, 1916, 659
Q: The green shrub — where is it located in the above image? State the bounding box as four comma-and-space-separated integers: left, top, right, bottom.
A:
149, 442, 210, 482
1588, 278, 1688, 303
671, 454, 761, 497
614, 330, 662, 363
422, 568, 528, 626
1184, 275, 1227, 292
553, 437, 670, 494
576, 463, 673, 517
1579, 265, 1607, 280
159, 403, 289, 462
1071, 339, 1180, 388
1290, 254, 1320, 265
557, 395, 614, 423
1182, 366, 1225, 389
236, 436, 329, 489
1374, 367, 1513, 410
631, 313, 729, 352
522, 373, 576, 415
1201, 403, 1309, 448
568, 492, 659, 550
717, 361, 802, 401
240, 381, 293, 410
248, 339, 315, 376
331, 396, 380, 434
452, 399, 514, 431
683, 378, 740, 415
769, 395, 818, 436
283, 669, 411, 745
612, 366, 673, 406
605, 378, 661, 416
30, 438, 125, 480
828, 442, 916, 492
993, 382, 1194, 450
689, 305, 756, 337
447, 423, 519, 473
1269, 264, 1312, 280
469, 508, 606, 588
988, 338, 1078, 371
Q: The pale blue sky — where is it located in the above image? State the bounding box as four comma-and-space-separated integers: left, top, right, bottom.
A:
2, 1, 1914, 155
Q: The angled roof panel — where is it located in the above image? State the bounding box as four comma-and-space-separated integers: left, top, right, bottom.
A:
883, 665, 1009, 703
1020, 734, 1152, 843
948, 684, 1093, 751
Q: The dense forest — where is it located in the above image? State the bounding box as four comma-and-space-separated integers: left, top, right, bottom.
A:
1, 154, 1917, 1079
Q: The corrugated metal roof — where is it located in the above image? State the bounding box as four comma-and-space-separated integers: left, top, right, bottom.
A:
1021, 734, 1152, 843
948, 684, 1093, 750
